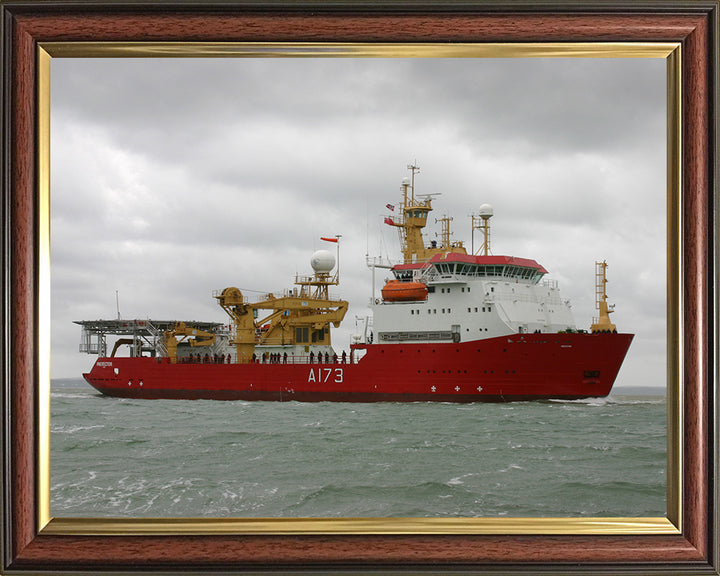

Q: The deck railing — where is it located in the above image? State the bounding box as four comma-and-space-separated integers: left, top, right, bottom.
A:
173, 352, 360, 365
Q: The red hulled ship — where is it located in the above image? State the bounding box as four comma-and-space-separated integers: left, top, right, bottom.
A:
78, 165, 633, 402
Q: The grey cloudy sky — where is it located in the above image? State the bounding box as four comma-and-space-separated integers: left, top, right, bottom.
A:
50, 56, 667, 389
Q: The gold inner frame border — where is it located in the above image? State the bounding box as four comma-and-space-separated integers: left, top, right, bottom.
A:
37, 41, 682, 537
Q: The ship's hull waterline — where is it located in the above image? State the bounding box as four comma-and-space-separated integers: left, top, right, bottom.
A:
84, 332, 633, 402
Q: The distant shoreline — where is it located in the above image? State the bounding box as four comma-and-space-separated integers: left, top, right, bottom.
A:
610, 386, 666, 397
51, 377, 89, 388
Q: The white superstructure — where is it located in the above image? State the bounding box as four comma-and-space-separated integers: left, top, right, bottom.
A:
372, 254, 576, 344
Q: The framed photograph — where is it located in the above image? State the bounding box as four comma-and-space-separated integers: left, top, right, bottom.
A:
2, 1, 717, 573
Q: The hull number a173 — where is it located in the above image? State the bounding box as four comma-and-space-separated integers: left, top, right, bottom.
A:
308, 368, 344, 383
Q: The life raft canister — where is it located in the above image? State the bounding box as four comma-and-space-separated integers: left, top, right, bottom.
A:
381, 280, 429, 302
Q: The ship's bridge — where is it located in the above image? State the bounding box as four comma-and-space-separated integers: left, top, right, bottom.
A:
392, 253, 547, 284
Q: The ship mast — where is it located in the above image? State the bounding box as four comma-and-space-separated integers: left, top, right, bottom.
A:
391, 164, 466, 264
590, 260, 617, 333
471, 204, 494, 256
435, 215, 454, 251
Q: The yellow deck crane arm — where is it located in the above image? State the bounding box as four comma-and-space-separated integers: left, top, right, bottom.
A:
216, 287, 349, 363
163, 321, 217, 363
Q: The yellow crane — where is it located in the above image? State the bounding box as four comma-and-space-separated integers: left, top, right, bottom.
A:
216, 249, 348, 364
163, 321, 216, 363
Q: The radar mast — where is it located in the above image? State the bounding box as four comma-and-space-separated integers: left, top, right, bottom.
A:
390, 164, 466, 263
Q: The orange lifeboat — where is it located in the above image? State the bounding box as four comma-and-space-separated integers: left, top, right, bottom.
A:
381, 280, 428, 302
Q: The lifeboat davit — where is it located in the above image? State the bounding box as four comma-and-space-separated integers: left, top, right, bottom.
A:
381, 280, 428, 302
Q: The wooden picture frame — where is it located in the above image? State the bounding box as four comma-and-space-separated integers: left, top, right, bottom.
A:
2, 1, 717, 573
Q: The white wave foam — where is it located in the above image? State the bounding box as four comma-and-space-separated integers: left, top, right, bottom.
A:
51, 424, 105, 434
447, 473, 474, 486
51, 392, 93, 400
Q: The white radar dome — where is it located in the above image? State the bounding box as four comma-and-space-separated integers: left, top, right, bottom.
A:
478, 203, 494, 218
311, 250, 336, 273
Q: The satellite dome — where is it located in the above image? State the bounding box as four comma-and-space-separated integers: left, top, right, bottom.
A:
311, 249, 336, 273
402, 177, 411, 186
478, 203, 494, 218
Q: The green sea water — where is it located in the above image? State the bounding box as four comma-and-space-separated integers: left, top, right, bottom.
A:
50, 380, 666, 518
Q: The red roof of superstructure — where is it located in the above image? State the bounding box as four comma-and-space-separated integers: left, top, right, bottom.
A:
392, 253, 548, 274
430, 252, 548, 274
392, 262, 431, 271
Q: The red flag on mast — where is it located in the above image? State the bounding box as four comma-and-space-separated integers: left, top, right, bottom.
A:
320, 237, 338, 243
